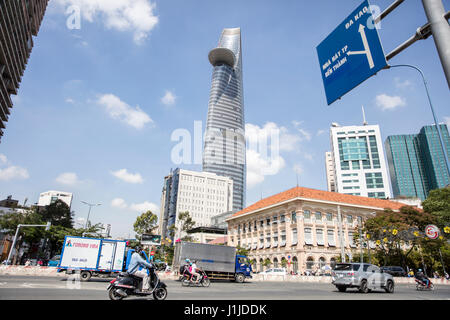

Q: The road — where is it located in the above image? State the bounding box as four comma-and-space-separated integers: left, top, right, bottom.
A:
0, 275, 449, 300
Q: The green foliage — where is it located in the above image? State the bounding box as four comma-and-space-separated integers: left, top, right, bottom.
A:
422, 187, 450, 236
236, 245, 249, 257
178, 211, 195, 242
133, 210, 158, 240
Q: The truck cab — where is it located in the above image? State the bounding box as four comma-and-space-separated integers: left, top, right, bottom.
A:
235, 255, 252, 283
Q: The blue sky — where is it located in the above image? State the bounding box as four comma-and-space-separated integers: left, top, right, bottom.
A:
0, 0, 449, 238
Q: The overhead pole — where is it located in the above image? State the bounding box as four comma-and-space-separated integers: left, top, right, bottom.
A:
422, 0, 450, 88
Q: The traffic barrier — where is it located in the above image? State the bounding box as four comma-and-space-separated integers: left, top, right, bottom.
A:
1, 266, 449, 285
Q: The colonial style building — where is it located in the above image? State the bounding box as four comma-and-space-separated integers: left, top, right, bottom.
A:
226, 186, 406, 274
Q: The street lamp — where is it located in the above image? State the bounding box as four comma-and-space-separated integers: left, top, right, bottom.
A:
81, 201, 101, 229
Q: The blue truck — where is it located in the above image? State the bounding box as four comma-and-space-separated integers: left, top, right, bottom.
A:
173, 241, 252, 283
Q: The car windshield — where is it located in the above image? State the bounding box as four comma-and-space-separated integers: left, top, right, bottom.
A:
334, 264, 360, 271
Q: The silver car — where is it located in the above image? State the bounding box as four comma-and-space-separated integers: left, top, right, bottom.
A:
332, 263, 395, 293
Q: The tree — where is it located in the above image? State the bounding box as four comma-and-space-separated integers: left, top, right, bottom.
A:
39, 200, 74, 228
361, 206, 437, 269
133, 210, 158, 240
177, 211, 195, 242
236, 245, 249, 257
422, 187, 450, 236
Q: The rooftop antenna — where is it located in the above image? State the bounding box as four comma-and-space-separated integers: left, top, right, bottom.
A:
362, 106, 368, 126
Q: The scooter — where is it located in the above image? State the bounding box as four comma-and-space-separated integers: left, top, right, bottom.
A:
108, 267, 168, 300
181, 269, 210, 287
415, 278, 434, 291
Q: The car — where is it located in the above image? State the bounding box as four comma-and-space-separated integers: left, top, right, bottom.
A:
332, 263, 395, 293
380, 266, 407, 277
259, 268, 287, 276
47, 255, 61, 267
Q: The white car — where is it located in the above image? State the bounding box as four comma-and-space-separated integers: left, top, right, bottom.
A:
259, 268, 287, 276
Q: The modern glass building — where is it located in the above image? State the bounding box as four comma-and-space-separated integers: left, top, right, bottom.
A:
385, 124, 450, 200
203, 28, 246, 212
329, 124, 392, 199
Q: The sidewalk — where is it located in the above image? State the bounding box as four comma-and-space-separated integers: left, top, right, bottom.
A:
1, 266, 450, 285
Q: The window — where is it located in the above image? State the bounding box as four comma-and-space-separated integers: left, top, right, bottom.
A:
266, 218, 271, 226
291, 229, 298, 246
303, 210, 311, 220
326, 213, 333, 222
316, 229, 324, 245
348, 231, 355, 247
280, 214, 285, 223
346, 215, 353, 224
304, 228, 313, 245
327, 230, 335, 246
315, 212, 322, 221
291, 211, 297, 223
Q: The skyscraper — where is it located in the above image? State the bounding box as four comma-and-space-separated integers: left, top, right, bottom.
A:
385, 124, 450, 200
159, 168, 233, 241
203, 28, 246, 212
329, 123, 392, 199
0, 0, 49, 142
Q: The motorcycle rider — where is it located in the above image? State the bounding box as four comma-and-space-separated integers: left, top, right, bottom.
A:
128, 246, 154, 292
415, 269, 430, 288
190, 260, 201, 284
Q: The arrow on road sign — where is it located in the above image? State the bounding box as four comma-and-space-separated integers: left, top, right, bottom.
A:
347, 24, 375, 69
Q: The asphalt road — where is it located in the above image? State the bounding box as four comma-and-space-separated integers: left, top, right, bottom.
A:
0, 275, 449, 300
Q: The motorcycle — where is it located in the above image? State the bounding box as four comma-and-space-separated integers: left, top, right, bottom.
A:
415, 278, 434, 291
107, 268, 168, 300
181, 269, 210, 287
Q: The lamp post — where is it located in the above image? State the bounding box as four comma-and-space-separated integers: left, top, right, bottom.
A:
387, 64, 450, 179
81, 201, 101, 229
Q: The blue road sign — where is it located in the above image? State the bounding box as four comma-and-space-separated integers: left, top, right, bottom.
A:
316, 0, 387, 105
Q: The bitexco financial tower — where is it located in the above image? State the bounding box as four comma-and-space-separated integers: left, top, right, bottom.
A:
203, 28, 246, 212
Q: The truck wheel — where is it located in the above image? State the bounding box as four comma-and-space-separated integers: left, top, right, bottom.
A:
235, 273, 245, 283
80, 271, 92, 282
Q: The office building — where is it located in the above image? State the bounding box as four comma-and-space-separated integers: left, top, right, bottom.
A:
325, 151, 336, 192
0, 0, 49, 142
203, 27, 246, 212
329, 123, 392, 199
226, 186, 405, 273
385, 124, 450, 200
38, 190, 73, 209
159, 168, 233, 241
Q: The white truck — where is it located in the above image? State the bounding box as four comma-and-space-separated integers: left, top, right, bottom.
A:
57, 236, 127, 281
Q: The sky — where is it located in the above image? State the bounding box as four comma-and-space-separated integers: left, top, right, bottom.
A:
0, 0, 449, 238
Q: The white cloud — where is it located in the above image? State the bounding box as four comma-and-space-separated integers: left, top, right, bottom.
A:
129, 201, 159, 213
111, 168, 144, 184
55, 172, 79, 185
375, 94, 406, 111
111, 198, 127, 209
97, 94, 153, 129
0, 154, 7, 164
292, 121, 312, 142
246, 148, 285, 189
293, 163, 303, 175
110, 198, 158, 213
394, 77, 413, 89
55, 0, 159, 44
444, 116, 450, 128
161, 90, 176, 106
0, 166, 29, 181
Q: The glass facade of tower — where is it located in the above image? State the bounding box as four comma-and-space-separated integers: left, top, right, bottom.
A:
203, 28, 246, 212
385, 124, 450, 200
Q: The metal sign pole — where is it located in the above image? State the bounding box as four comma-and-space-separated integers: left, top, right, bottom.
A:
422, 0, 450, 88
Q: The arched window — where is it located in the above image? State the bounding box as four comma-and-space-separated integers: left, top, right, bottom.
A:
319, 257, 326, 269
306, 256, 315, 270
273, 258, 279, 268
292, 257, 298, 274
330, 257, 337, 269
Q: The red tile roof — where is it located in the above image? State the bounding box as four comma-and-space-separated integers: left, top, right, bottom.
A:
232, 186, 407, 218
208, 236, 228, 245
